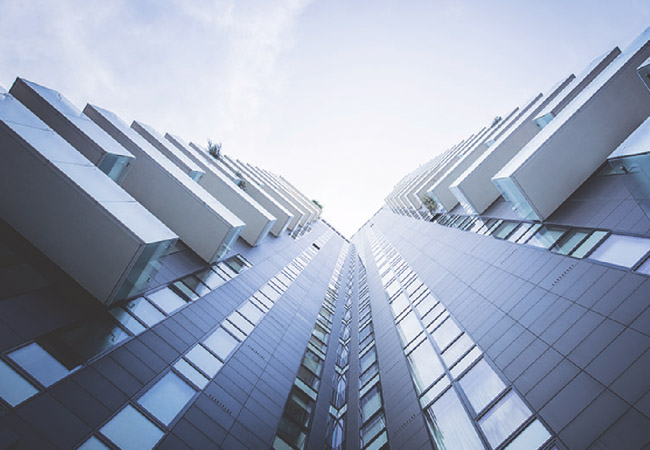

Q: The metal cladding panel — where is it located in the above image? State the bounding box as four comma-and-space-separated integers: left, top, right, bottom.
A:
494, 30, 650, 220
0, 92, 176, 304
84, 104, 245, 262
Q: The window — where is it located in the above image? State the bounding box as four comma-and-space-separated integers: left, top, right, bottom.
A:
147, 288, 186, 314
360, 412, 386, 448
450, 347, 482, 379
419, 375, 450, 407
396, 311, 423, 345
432, 317, 461, 350
390, 292, 410, 316
552, 229, 589, 255
360, 386, 382, 422
407, 340, 444, 392
503, 419, 551, 450
124, 297, 165, 327
359, 347, 377, 374
507, 223, 532, 243
459, 359, 506, 413
100, 405, 164, 450
527, 226, 566, 249
492, 221, 519, 239
77, 436, 110, 450
138, 372, 195, 425
238, 301, 264, 324
174, 359, 209, 389
441, 334, 474, 366
425, 388, 484, 450
185, 345, 222, 377
204, 327, 239, 360
516, 223, 541, 244
589, 234, 650, 268
0, 359, 38, 406
8, 342, 72, 387
110, 308, 146, 335
479, 390, 532, 449
571, 230, 608, 258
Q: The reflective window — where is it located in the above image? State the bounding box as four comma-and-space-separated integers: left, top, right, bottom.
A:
425, 387, 484, 450
432, 318, 461, 350
503, 419, 551, 450
359, 347, 377, 374
110, 308, 146, 335
415, 294, 436, 317
78, 436, 110, 450
507, 223, 532, 243
396, 311, 423, 345
407, 340, 444, 392
195, 267, 226, 290
589, 234, 650, 268
390, 292, 410, 316
492, 221, 519, 239
366, 430, 388, 450
179, 275, 212, 297
100, 405, 164, 450
459, 359, 506, 413
479, 390, 532, 449
571, 230, 608, 258
147, 288, 186, 314
516, 223, 541, 244
9, 343, 72, 387
170, 280, 199, 301
303, 349, 324, 375
384, 281, 400, 298
139, 372, 195, 425
527, 226, 566, 249
637, 256, 650, 275
239, 301, 264, 324
185, 345, 222, 377
420, 375, 450, 407
228, 312, 254, 336
360, 362, 379, 387
0, 359, 38, 406
125, 297, 165, 327
174, 359, 209, 389
360, 386, 382, 422
552, 229, 589, 255
204, 327, 239, 360
450, 347, 482, 379
442, 334, 474, 366
361, 412, 386, 447
53, 318, 129, 364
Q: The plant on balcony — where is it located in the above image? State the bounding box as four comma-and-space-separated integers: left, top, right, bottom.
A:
207, 140, 222, 160
312, 199, 323, 209
421, 195, 437, 213
234, 171, 248, 192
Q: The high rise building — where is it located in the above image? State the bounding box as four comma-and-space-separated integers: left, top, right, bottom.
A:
1, 27, 650, 450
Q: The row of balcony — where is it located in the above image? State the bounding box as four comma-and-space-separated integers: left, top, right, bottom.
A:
386, 28, 650, 224
0, 78, 319, 306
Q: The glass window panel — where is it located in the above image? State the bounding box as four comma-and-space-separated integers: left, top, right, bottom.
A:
228, 312, 254, 335
185, 345, 222, 377
589, 234, 650, 268
425, 387, 484, 450
571, 230, 607, 258
484, 219, 504, 235
506, 223, 531, 243
54, 318, 130, 365
552, 230, 589, 255
225, 255, 249, 273
360, 362, 378, 387
492, 221, 519, 239
527, 226, 566, 249
415, 294, 436, 317
359, 347, 377, 374
222, 320, 247, 341
100, 405, 164, 450
479, 390, 532, 449
239, 301, 264, 324
194, 267, 226, 290
297, 365, 320, 390
459, 359, 506, 413
0, 359, 38, 406
407, 340, 444, 392
450, 347, 482, 379
110, 308, 146, 335
637, 256, 650, 275
361, 412, 386, 447
384, 281, 400, 298
286, 388, 313, 428
204, 327, 239, 360
125, 297, 165, 327
139, 372, 195, 425
365, 430, 388, 450
277, 416, 307, 450
423, 304, 446, 327
420, 375, 450, 407
147, 288, 186, 314
360, 386, 382, 422
78, 436, 111, 450
390, 292, 410, 316
9, 343, 71, 387
442, 334, 474, 366
303, 349, 324, 375
432, 318, 461, 350
170, 280, 199, 301
503, 419, 551, 450
180, 275, 212, 297
174, 359, 209, 389
516, 223, 541, 244
396, 311, 423, 345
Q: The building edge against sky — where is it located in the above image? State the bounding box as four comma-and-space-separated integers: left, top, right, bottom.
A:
0, 27, 649, 450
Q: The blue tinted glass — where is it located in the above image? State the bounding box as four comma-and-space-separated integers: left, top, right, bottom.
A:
125, 297, 165, 327
504, 419, 551, 450
459, 359, 505, 413
204, 327, 239, 360
426, 388, 484, 450
186, 345, 222, 377
9, 343, 71, 387
147, 288, 186, 314
110, 308, 146, 335
77, 436, 111, 450
139, 372, 195, 425
480, 390, 531, 448
0, 359, 38, 406
589, 234, 650, 268
174, 359, 209, 389
100, 405, 164, 450
407, 340, 444, 392
432, 318, 461, 349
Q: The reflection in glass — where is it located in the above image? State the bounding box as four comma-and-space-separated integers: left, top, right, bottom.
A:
420, 375, 450, 408
415, 294, 436, 317
459, 359, 506, 413
571, 230, 608, 258
239, 301, 264, 324
390, 292, 410, 316
125, 297, 165, 327
139, 372, 195, 425
0, 359, 38, 406
77, 435, 111, 450
174, 359, 209, 389
110, 308, 146, 335
589, 234, 650, 268
516, 223, 541, 244
361, 412, 386, 447
503, 419, 551, 450
9, 343, 71, 387
432, 318, 461, 350
442, 334, 474, 366
228, 312, 254, 335
204, 327, 239, 360
360, 386, 382, 422
552, 230, 589, 255
147, 288, 186, 314
479, 390, 531, 449
425, 388, 484, 450
450, 347, 482, 379
100, 405, 163, 450
407, 340, 444, 392
527, 226, 566, 249
185, 345, 222, 377
396, 311, 423, 345
55, 318, 130, 364
360, 347, 377, 374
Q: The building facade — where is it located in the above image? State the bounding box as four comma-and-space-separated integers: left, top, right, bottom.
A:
1, 28, 650, 450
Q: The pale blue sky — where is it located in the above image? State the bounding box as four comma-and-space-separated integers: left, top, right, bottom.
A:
1, 0, 649, 236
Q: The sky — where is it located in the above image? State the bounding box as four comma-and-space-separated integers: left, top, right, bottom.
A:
1, 0, 649, 237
